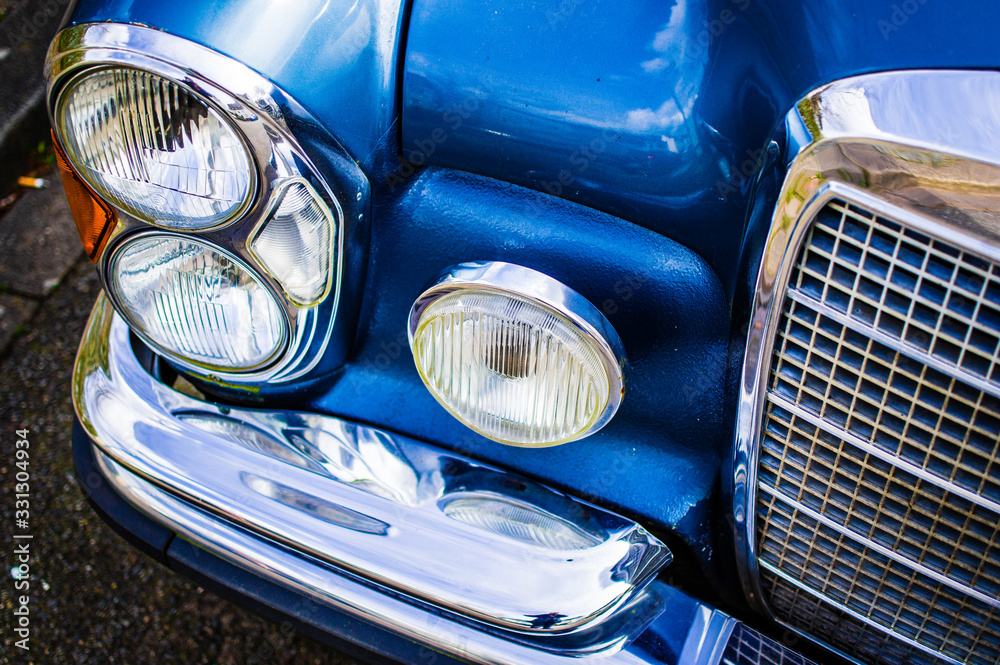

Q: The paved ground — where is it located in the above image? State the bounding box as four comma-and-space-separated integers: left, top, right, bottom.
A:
0, 170, 362, 663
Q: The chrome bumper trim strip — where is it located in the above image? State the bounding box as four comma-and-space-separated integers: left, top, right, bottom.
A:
73, 295, 673, 648
92, 445, 739, 664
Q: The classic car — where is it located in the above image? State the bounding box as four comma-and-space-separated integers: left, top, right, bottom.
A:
52, 0, 999, 663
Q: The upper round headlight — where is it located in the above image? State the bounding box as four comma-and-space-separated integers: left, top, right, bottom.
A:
109, 234, 287, 372
56, 66, 254, 229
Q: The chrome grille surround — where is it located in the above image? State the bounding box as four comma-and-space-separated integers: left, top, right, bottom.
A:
734, 71, 1000, 665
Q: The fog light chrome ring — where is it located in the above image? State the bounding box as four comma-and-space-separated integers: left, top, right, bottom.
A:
408, 262, 626, 447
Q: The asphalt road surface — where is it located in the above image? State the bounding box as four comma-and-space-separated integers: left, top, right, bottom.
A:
0, 175, 363, 664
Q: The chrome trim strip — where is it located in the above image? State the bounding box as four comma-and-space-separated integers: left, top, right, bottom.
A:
766, 391, 1000, 515
73, 295, 671, 638
92, 445, 745, 664
756, 483, 1000, 611
786, 284, 1000, 401
94, 449, 642, 662
677, 608, 736, 665
46, 23, 366, 384
407, 261, 627, 446
758, 562, 966, 665
733, 70, 1000, 619
734, 185, 839, 613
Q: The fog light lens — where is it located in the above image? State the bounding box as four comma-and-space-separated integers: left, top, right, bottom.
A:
409, 263, 625, 447
441, 493, 602, 550
56, 67, 254, 229
109, 235, 286, 371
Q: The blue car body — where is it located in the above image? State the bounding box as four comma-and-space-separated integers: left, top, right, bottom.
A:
58, 1, 1000, 663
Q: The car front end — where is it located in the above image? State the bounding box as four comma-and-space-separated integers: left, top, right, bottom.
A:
53, 2, 1000, 664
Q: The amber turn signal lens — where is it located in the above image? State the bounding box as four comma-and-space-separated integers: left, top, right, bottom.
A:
52, 132, 116, 262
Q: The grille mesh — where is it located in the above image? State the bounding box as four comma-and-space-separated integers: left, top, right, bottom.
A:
756, 200, 1000, 665
721, 622, 814, 665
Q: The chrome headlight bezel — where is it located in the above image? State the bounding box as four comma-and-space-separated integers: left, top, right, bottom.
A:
408, 261, 627, 447
54, 64, 259, 231
46, 23, 366, 384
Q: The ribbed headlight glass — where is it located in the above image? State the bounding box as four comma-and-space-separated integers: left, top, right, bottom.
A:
249, 179, 336, 307
411, 288, 616, 447
109, 235, 286, 371
57, 67, 253, 229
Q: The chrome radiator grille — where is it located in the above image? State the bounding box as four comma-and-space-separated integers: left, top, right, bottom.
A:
755, 199, 1000, 665
721, 622, 813, 665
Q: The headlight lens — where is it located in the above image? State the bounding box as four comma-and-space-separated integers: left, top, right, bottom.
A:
410, 279, 622, 447
249, 179, 337, 307
56, 67, 254, 229
109, 235, 286, 371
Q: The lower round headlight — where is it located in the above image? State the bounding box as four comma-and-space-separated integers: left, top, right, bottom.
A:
109, 234, 286, 371
409, 262, 625, 447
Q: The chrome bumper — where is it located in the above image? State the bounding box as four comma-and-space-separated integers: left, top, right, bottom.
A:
73, 295, 803, 665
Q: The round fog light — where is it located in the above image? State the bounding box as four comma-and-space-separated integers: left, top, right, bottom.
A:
109, 234, 287, 372
408, 262, 625, 447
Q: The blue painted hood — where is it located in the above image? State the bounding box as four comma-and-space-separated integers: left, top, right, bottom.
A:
68, 0, 409, 169
401, 0, 1000, 294
67, 0, 1000, 297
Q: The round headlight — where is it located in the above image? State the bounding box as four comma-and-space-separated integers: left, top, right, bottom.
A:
409, 263, 625, 447
109, 234, 286, 371
56, 67, 254, 229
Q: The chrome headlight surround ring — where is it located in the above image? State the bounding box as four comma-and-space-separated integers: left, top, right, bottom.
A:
733, 70, 1000, 662
46, 23, 366, 384
53, 63, 260, 232
408, 261, 628, 446
103, 229, 293, 374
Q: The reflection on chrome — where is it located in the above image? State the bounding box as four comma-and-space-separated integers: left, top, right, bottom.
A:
93, 446, 739, 663
282, 424, 426, 506
73, 297, 672, 638
177, 412, 326, 474
241, 473, 391, 536
440, 493, 603, 551
733, 70, 1000, 664
48, 23, 369, 385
